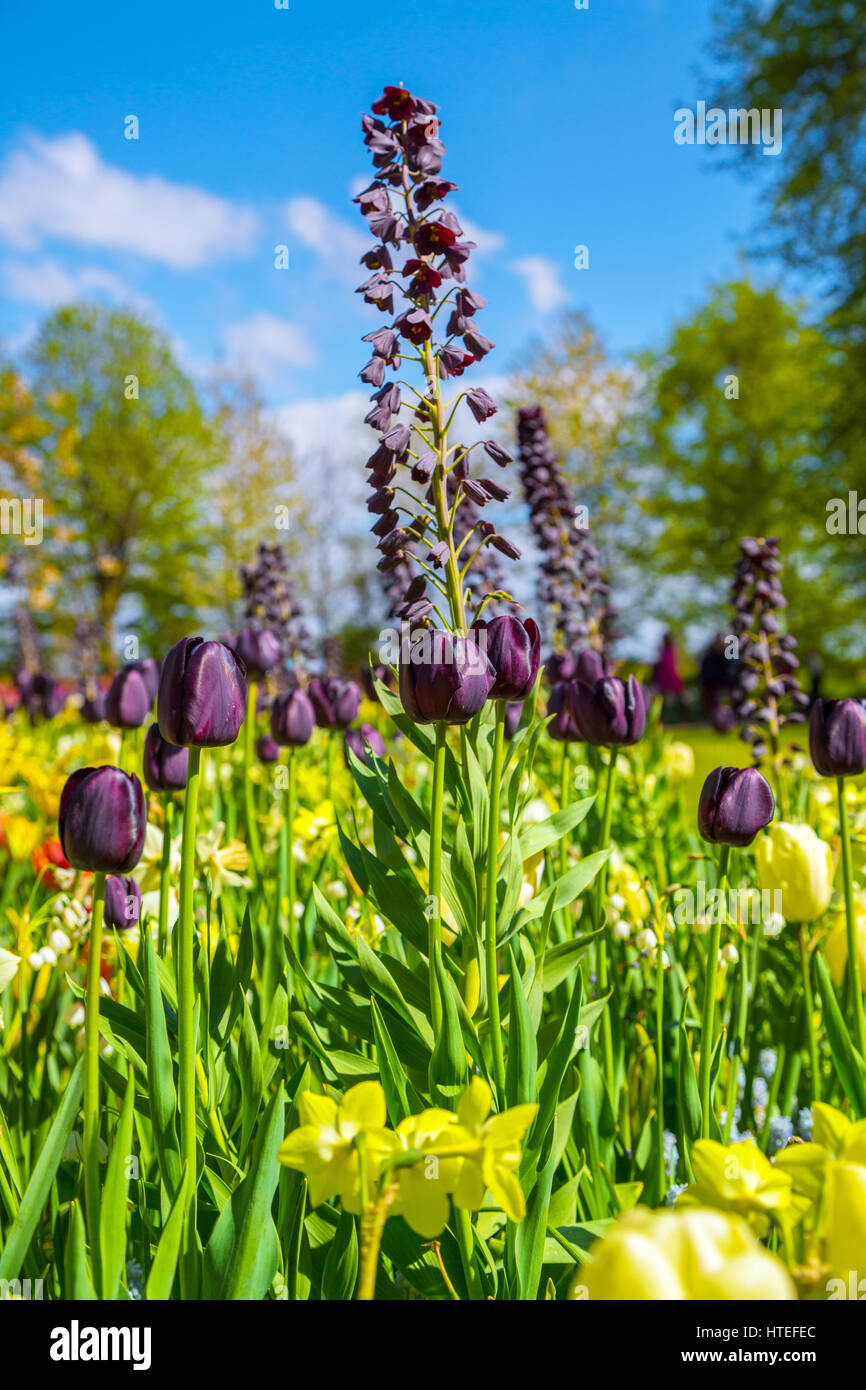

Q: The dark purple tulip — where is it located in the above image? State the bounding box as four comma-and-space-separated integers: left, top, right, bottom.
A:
235, 626, 282, 681
105, 667, 152, 729
157, 637, 247, 748
58, 766, 147, 873
130, 658, 160, 703
475, 615, 541, 701
344, 723, 386, 767
575, 649, 607, 684
271, 688, 316, 747
40, 677, 66, 720
504, 701, 523, 738
142, 723, 189, 791
81, 688, 107, 723
104, 875, 142, 930
698, 766, 775, 848
809, 698, 866, 778
308, 678, 361, 730
256, 733, 281, 764
547, 681, 582, 741
399, 633, 494, 725
571, 676, 646, 747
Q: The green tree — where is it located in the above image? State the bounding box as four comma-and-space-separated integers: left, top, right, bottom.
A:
628, 279, 866, 676
27, 304, 217, 659
709, 1, 866, 429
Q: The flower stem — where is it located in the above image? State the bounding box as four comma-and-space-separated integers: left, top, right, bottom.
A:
243, 682, 263, 876
595, 750, 618, 1101
485, 702, 507, 1106
428, 722, 447, 1036
178, 744, 202, 1296
799, 925, 821, 1103
285, 745, 297, 980
453, 1205, 482, 1300
654, 933, 666, 1203
837, 776, 866, 1055
83, 870, 106, 1268
157, 795, 173, 957
699, 843, 730, 1138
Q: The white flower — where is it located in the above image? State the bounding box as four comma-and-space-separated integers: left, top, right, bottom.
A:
27, 951, 43, 970
0, 948, 21, 992
609, 893, 626, 914
613, 921, 631, 941
721, 943, 739, 964
763, 912, 785, 938
49, 929, 71, 952
636, 928, 656, 952
39, 946, 57, 966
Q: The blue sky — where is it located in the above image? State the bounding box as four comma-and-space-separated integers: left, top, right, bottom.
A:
0, 0, 770, 422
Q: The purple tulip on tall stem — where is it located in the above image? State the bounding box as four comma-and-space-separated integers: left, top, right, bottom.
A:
157, 637, 247, 1297
58, 765, 147, 1265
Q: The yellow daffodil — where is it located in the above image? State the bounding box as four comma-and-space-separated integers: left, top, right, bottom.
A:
195, 822, 250, 898
608, 850, 650, 923
391, 1108, 463, 1238
445, 1076, 538, 1223
774, 1102, 866, 1204
661, 741, 695, 785
676, 1138, 794, 1234
824, 897, 866, 988
568, 1207, 795, 1300
824, 1161, 866, 1278
756, 822, 834, 924
277, 1082, 397, 1212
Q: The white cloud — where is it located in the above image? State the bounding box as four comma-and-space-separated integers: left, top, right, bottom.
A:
222, 312, 316, 380
2, 255, 157, 314
509, 256, 568, 314
0, 132, 259, 269
284, 196, 368, 285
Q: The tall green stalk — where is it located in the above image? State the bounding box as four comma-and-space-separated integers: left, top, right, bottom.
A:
428, 723, 447, 1036
699, 843, 730, 1138
243, 682, 263, 875
595, 751, 618, 1100
83, 870, 106, 1264
837, 776, 866, 1055
157, 795, 173, 957
178, 744, 202, 1295
485, 702, 507, 1106
285, 746, 297, 985
800, 925, 821, 1103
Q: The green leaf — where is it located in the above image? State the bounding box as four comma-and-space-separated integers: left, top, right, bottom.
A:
815, 953, 866, 1117
322, 1209, 359, 1301
64, 1200, 96, 1300
141, 917, 181, 1199
145, 1165, 191, 1301
202, 1084, 285, 1300
517, 797, 595, 859
99, 1070, 136, 1298
505, 944, 538, 1109
0, 1058, 84, 1281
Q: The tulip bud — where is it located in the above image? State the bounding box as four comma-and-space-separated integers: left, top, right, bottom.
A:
308, 678, 362, 730
157, 637, 247, 748
474, 615, 540, 700
270, 688, 316, 747
81, 688, 107, 723
235, 627, 282, 681
399, 632, 494, 725
142, 723, 189, 791
571, 675, 646, 747
546, 680, 582, 741
105, 667, 152, 729
59, 766, 147, 873
344, 723, 386, 766
698, 766, 775, 848
104, 874, 142, 930
809, 698, 866, 778
256, 733, 281, 764
755, 821, 834, 924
